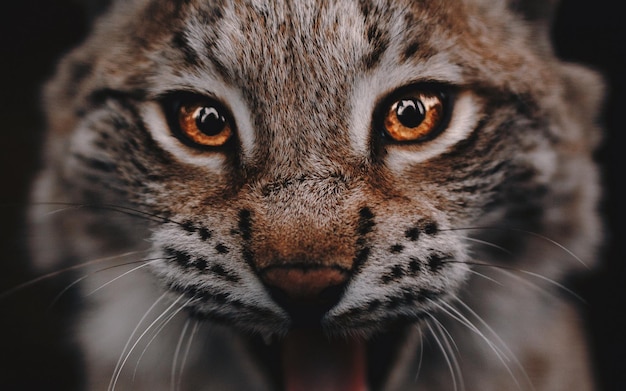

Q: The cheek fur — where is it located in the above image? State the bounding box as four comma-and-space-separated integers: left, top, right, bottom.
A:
22, 0, 606, 390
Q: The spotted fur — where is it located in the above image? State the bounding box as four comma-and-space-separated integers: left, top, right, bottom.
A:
29, 0, 603, 389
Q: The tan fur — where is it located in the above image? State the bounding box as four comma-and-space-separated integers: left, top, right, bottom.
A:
29, 0, 603, 389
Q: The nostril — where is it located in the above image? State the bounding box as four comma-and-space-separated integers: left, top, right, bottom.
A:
261, 266, 348, 300
260, 265, 349, 327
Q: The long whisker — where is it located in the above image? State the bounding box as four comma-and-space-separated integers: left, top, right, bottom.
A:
491, 266, 582, 302
177, 320, 200, 391
131, 297, 194, 384
453, 299, 515, 362
171, 318, 191, 391
31, 201, 176, 225
431, 314, 465, 391
111, 294, 186, 391
455, 299, 536, 391
1, 250, 150, 300
108, 292, 170, 391
46, 259, 162, 312
499, 268, 584, 302
459, 236, 514, 256
438, 299, 531, 391
465, 263, 555, 299
442, 226, 589, 269
86, 258, 164, 296
413, 326, 425, 384
432, 300, 508, 363
440, 302, 526, 391
466, 269, 504, 286
443, 260, 585, 302
425, 317, 461, 391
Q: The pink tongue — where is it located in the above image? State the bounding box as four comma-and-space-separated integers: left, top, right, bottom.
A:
282, 329, 367, 391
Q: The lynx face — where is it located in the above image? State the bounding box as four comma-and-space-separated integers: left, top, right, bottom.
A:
30, 0, 603, 390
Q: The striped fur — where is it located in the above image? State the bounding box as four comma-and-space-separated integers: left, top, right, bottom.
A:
29, 0, 603, 389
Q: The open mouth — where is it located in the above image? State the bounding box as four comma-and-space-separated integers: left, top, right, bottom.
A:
244, 272, 415, 391
245, 265, 419, 390
177, 260, 439, 390
247, 323, 412, 391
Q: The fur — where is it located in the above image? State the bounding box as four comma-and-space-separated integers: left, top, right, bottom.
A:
28, 0, 604, 389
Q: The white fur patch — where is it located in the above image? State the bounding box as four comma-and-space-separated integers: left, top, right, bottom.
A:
385, 92, 482, 171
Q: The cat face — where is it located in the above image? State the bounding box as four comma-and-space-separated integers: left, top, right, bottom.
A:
36, 0, 603, 389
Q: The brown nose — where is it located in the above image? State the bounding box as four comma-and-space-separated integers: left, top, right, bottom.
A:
261, 264, 350, 301
260, 263, 351, 326
242, 197, 357, 323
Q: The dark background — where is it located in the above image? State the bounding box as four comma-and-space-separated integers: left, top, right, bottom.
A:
0, 1, 624, 390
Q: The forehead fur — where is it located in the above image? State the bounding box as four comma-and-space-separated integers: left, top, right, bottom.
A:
46, 0, 556, 144
72, 0, 550, 90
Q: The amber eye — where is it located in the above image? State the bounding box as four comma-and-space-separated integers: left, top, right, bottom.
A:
382, 91, 446, 142
175, 98, 233, 147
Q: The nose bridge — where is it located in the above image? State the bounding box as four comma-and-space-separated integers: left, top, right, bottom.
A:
241, 68, 362, 308
247, 173, 359, 311
252, 171, 354, 266
243, 46, 355, 173
253, 106, 350, 175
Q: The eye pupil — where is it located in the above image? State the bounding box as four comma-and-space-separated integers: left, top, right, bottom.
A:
195, 106, 226, 136
396, 99, 425, 128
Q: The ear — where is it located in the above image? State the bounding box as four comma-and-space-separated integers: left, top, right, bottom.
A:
509, 0, 561, 35
508, 0, 560, 22
507, 0, 561, 52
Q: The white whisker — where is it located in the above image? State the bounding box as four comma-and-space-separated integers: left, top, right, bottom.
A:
171, 319, 191, 391
470, 263, 585, 303
48, 258, 164, 312
47, 275, 90, 312
466, 269, 504, 286
413, 326, 425, 384
444, 258, 585, 302
425, 317, 461, 391
86, 259, 161, 296
506, 268, 584, 303
435, 301, 509, 364
110, 292, 168, 385
452, 298, 534, 391
1, 250, 150, 300
177, 320, 200, 391
431, 315, 465, 391
108, 292, 178, 391
31, 201, 177, 225
40, 204, 86, 217
444, 227, 589, 269
461, 236, 513, 256
131, 297, 193, 384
